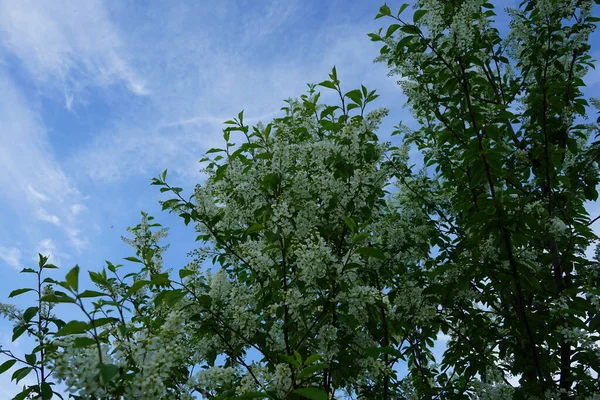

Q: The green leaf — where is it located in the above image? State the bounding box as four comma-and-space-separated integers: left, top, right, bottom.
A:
345, 89, 363, 105
11, 367, 32, 384
356, 246, 386, 260
294, 350, 303, 365
20, 268, 36, 274
8, 288, 34, 298
292, 388, 328, 400
125, 280, 151, 298
380, 346, 403, 358
23, 307, 38, 323
164, 290, 187, 306
124, 256, 143, 263
78, 290, 106, 298
179, 268, 195, 279
298, 363, 328, 378
398, 3, 409, 15
413, 9, 428, 23
38, 254, 48, 268
73, 337, 97, 348
351, 233, 369, 244
400, 25, 420, 34
343, 217, 357, 233
55, 321, 90, 337
330, 66, 338, 81
385, 24, 401, 38
245, 223, 264, 234
12, 386, 35, 400
40, 293, 76, 304
41, 381, 53, 399
65, 265, 80, 292
24, 353, 36, 365
376, 4, 392, 19
0, 359, 16, 374
318, 80, 337, 90
100, 363, 120, 383
12, 325, 27, 342
304, 354, 322, 365
234, 392, 270, 399
91, 317, 117, 329
280, 354, 300, 368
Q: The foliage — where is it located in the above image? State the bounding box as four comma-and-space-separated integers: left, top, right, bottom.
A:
371, 0, 600, 397
1, 0, 600, 399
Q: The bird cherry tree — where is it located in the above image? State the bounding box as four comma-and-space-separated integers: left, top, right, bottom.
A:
1, 0, 600, 399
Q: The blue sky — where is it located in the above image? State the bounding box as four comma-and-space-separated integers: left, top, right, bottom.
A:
0, 0, 599, 397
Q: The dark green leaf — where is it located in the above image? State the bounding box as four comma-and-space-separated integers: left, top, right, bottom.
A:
125, 280, 151, 298
100, 363, 120, 383
20, 268, 36, 274
245, 223, 264, 234
23, 307, 38, 323
124, 256, 143, 263
318, 80, 337, 90
343, 217, 357, 233
179, 269, 195, 279
376, 4, 392, 19
0, 359, 16, 374
12, 326, 27, 342
356, 246, 386, 260
24, 353, 36, 365
78, 290, 106, 298
234, 392, 270, 399
413, 9, 428, 23
385, 24, 400, 38
11, 367, 32, 384
398, 3, 409, 15
55, 321, 90, 337
292, 388, 328, 400
298, 363, 328, 378
8, 288, 34, 298
41, 381, 53, 399
73, 337, 97, 348
65, 265, 80, 292
351, 233, 369, 244
345, 89, 362, 105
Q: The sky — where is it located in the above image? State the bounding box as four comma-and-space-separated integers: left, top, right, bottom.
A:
0, 0, 599, 397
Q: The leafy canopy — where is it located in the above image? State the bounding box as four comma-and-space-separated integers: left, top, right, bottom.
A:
1, 0, 600, 399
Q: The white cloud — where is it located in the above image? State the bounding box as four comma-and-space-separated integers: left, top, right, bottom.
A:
35, 208, 61, 226
36, 238, 68, 265
0, 73, 86, 253
67, 6, 396, 182
71, 204, 85, 217
0, 247, 21, 269
26, 185, 49, 202
0, 0, 148, 108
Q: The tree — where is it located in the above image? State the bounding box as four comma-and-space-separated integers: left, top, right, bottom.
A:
1, 0, 599, 399
371, 0, 600, 398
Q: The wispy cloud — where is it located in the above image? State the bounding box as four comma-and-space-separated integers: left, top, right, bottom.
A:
0, 247, 21, 269
67, 3, 396, 183
35, 238, 68, 266
0, 0, 148, 109
0, 73, 86, 253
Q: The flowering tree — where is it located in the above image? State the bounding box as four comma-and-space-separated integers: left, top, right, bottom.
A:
2, 77, 430, 399
1, 0, 600, 399
370, 0, 600, 398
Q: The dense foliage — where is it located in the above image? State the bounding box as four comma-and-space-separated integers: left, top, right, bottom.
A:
1, 0, 599, 399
